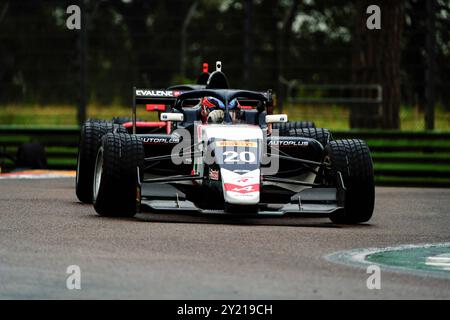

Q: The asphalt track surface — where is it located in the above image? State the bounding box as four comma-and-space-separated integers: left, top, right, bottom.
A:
0, 178, 449, 299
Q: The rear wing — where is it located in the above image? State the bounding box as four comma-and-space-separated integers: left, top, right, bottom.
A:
134, 88, 183, 105
131, 88, 183, 133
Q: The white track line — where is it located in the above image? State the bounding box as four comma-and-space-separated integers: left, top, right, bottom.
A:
425, 254, 450, 270
325, 242, 450, 279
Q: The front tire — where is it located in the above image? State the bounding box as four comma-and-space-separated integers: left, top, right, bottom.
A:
93, 133, 144, 217
325, 139, 375, 224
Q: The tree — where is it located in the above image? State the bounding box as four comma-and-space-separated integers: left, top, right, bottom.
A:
351, 0, 404, 129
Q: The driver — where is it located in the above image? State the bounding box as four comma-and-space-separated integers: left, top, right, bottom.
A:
200, 97, 241, 124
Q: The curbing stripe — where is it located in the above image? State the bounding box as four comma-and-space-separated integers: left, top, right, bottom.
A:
325, 242, 450, 279
0, 170, 76, 179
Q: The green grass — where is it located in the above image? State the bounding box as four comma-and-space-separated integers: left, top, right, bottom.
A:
283, 104, 450, 131
0, 103, 449, 131
0, 104, 157, 126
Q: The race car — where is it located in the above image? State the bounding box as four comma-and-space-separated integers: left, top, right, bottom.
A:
76, 62, 375, 224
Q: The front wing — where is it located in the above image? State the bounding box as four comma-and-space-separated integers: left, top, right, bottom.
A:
140, 184, 345, 217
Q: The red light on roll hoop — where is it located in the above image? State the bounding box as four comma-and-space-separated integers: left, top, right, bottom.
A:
146, 104, 166, 111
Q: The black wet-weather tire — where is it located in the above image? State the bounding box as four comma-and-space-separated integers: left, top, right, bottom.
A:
16, 143, 47, 169
93, 133, 144, 217
75, 120, 127, 203
273, 121, 316, 135
288, 128, 333, 147
325, 139, 375, 224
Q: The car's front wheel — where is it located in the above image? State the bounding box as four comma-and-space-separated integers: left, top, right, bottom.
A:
324, 139, 375, 224
93, 133, 144, 217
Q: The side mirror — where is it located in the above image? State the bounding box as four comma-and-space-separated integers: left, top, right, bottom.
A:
160, 113, 184, 122
265, 114, 288, 124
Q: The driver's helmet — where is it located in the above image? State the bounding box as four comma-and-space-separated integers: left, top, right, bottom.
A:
201, 97, 240, 110
201, 97, 241, 123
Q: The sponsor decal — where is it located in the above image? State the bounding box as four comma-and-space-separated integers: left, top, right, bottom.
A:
224, 183, 260, 194
135, 90, 178, 97
268, 140, 309, 147
216, 140, 257, 148
209, 169, 219, 181
140, 137, 180, 144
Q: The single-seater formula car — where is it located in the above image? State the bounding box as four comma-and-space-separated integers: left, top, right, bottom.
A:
76, 63, 375, 224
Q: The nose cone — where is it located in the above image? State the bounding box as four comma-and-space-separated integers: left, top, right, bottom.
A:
221, 169, 260, 205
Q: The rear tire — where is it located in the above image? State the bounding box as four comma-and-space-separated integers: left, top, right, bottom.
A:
93, 133, 144, 217
75, 120, 126, 203
273, 121, 316, 135
288, 128, 333, 147
325, 139, 375, 224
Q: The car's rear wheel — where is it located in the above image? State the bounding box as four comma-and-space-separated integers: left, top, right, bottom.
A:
288, 128, 333, 147
76, 120, 126, 203
273, 121, 316, 135
324, 139, 375, 224
93, 133, 144, 217
274, 121, 316, 131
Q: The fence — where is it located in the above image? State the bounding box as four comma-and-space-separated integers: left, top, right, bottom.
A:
1, 126, 449, 188
1, 1, 449, 131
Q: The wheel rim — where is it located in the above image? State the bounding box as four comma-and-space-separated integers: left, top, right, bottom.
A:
93, 147, 103, 202
76, 151, 81, 185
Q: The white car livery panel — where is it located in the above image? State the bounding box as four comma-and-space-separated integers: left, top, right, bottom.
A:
199, 124, 263, 205
201, 124, 263, 141
221, 168, 260, 205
